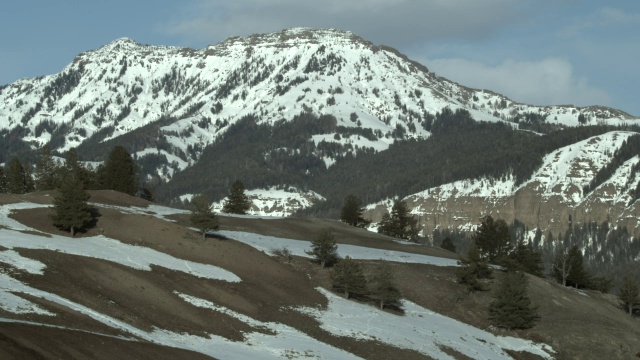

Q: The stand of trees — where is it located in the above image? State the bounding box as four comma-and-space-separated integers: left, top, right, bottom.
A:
331, 257, 402, 310
2, 145, 139, 196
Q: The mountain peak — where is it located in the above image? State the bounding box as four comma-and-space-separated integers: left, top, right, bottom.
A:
210, 27, 370, 51
103, 37, 139, 49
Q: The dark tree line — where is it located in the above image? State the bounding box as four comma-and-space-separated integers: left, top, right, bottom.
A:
1, 145, 139, 197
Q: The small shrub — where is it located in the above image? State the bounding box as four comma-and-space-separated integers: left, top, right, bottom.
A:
270, 246, 293, 263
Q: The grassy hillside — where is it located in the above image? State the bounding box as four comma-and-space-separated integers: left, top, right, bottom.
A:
0, 191, 637, 359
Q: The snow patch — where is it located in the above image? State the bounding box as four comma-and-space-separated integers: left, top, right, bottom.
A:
297, 288, 554, 360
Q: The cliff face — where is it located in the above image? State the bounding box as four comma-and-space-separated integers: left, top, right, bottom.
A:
366, 131, 640, 241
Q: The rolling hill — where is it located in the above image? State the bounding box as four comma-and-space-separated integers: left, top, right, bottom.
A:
0, 191, 638, 359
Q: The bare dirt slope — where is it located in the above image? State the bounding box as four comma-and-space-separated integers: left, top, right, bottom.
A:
0, 190, 638, 359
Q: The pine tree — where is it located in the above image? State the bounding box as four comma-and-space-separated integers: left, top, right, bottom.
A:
5, 157, 34, 194
63, 148, 96, 190
566, 245, 588, 288
331, 257, 368, 299
0, 168, 7, 193
456, 244, 493, 292
618, 273, 640, 316
35, 145, 61, 191
305, 228, 338, 268
221, 180, 252, 214
506, 240, 543, 276
340, 194, 370, 228
489, 271, 539, 330
101, 146, 137, 195
369, 263, 402, 310
474, 215, 511, 263
377, 199, 418, 240
189, 194, 219, 240
50, 175, 93, 237
440, 237, 456, 253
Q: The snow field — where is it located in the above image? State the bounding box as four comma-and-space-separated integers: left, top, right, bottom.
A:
217, 230, 459, 267
297, 288, 554, 360
0, 202, 239, 282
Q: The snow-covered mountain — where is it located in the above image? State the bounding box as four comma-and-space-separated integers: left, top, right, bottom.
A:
1, 28, 637, 171
2, 28, 640, 243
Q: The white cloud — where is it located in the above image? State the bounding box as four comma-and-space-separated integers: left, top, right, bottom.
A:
557, 6, 640, 38
162, 0, 519, 47
425, 57, 611, 107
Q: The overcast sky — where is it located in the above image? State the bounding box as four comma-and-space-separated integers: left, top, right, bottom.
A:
2, 0, 639, 115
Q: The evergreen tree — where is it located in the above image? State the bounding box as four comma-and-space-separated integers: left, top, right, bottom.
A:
377, 199, 418, 240
0, 168, 7, 193
618, 273, 640, 316
305, 228, 338, 268
506, 240, 544, 276
369, 263, 402, 310
102, 146, 137, 195
440, 237, 457, 253
474, 215, 511, 263
63, 148, 96, 190
5, 157, 34, 194
340, 194, 370, 228
566, 245, 588, 288
189, 194, 219, 240
456, 244, 493, 292
221, 180, 252, 214
331, 257, 368, 299
489, 271, 539, 330
50, 175, 93, 237
35, 145, 61, 191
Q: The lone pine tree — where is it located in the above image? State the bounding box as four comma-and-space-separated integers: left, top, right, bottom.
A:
489, 271, 539, 330
50, 175, 93, 237
474, 215, 511, 263
340, 194, 370, 228
377, 199, 418, 240
331, 257, 368, 299
0, 168, 7, 193
440, 237, 457, 253
189, 194, 219, 240
35, 144, 60, 191
5, 157, 34, 194
222, 180, 252, 214
101, 146, 137, 195
369, 263, 402, 310
456, 244, 493, 292
306, 228, 338, 268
